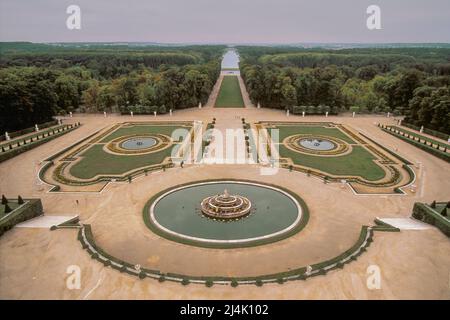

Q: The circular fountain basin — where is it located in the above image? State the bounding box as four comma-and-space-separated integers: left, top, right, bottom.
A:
146, 181, 308, 248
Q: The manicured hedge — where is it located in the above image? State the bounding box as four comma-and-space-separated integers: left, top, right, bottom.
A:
0, 120, 58, 142
412, 202, 450, 237
381, 128, 450, 163
0, 199, 43, 237
402, 122, 449, 141
0, 124, 80, 163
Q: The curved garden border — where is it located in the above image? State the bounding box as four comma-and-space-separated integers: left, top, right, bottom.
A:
146, 180, 306, 248
76, 218, 399, 286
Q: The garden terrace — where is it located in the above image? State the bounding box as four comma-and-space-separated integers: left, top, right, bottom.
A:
40, 121, 194, 192
256, 121, 415, 194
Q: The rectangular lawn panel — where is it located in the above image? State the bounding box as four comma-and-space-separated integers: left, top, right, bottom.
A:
279, 145, 386, 181
273, 125, 356, 144
215, 76, 245, 108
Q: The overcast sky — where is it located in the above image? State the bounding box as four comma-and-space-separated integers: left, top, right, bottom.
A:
0, 0, 449, 43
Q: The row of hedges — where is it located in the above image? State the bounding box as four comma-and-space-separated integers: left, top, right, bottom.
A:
0, 123, 81, 163
381, 127, 450, 163
77, 221, 391, 286
402, 122, 449, 141
0, 199, 43, 237
412, 202, 450, 237
0, 120, 58, 142
120, 105, 168, 115
292, 105, 339, 115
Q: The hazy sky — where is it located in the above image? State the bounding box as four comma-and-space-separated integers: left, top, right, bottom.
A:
1, 0, 449, 43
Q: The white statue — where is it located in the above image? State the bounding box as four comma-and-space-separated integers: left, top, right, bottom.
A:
302, 111, 305, 117
130, 111, 133, 117
69, 111, 73, 118
169, 109, 172, 116
198, 102, 202, 109
103, 111, 107, 117
153, 111, 157, 117
306, 265, 312, 275
325, 111, 329, 117
35, 124, 39, 132
5, 132, 10, 141
352, 112, 355, 118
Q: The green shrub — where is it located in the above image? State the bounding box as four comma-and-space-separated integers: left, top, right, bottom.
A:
230, 279, 238, 287
139, 271, 146, 279
276, 277, 285, 284
158, 275, 166, 282
205, 280, 214, 287
18, 195, 24, 204
255, 279, 263, 287
4, 203, 12, 213
103, 260, 111, 267
181, 278, 190, 286
91, 253, 99, 259
1, 195, 7, 205
50, 225, 57, 231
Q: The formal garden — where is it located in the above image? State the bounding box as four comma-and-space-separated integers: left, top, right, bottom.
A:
40, 121, 193, 191
256, 122, 415, 194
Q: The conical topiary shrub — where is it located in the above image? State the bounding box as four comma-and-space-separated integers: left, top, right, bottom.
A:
18, 195, 24, 204
4, 203, 12, 214
1, 195, 7, 205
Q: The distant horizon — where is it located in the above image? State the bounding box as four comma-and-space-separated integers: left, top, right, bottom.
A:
2, 41, 450, 46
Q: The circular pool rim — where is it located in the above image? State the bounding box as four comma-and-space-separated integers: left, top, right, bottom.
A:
120, 137, 158, 150
298, 137, 336, 151
145, 180, 309, 248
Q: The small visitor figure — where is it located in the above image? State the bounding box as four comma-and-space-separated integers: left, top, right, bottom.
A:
180, 160, 184, 168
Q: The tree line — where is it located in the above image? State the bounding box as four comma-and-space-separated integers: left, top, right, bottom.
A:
239, 46, 450, 134
0, 43, 223, 133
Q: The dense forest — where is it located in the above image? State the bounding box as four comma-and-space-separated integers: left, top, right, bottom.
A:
1, 43, 449, 135
0, 43, 223, 132
239, 46, 450, 134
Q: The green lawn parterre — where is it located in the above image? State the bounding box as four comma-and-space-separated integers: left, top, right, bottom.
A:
272, 125, 356, 144
69, 124, 190, 180
215, 76, 245, 108
271, 124, 387, 181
